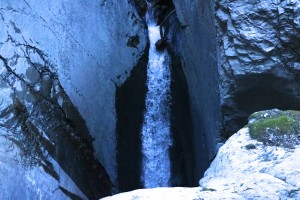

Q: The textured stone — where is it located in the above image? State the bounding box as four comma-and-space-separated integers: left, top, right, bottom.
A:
0, 42, 112, 198
216, 0, 300, 137
0, 135, 87, 200
200, 127, 300, 200
0, 0, 149, 198
167, 0, 221, 183
0, 0, 148, 189
101, 187, 244, 200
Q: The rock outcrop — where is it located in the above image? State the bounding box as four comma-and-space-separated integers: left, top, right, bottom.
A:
216, 0, 300, 138
102, 110, 300, 200
200, 124, 300, 199
0, 0, 147, 198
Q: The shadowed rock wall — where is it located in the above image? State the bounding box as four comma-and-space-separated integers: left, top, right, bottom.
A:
163, 0, 221, 184
115, 47, 149, 192
0, 45, 111, 199
0, 0, 148, 197
216, 0, 300, 138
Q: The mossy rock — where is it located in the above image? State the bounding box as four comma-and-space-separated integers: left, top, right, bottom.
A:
248, 109, 300, 148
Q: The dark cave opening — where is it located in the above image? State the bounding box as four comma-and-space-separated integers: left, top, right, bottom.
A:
222, 73, 300, 138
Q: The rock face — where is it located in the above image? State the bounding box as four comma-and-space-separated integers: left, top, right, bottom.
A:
0, 0, 147, 198
0, 41, 112, 198
0, 135, 87, 200
102, 110, 300, 200
115, 49, 148, 191
164, 0, 221, 183
216, 0, 300, 137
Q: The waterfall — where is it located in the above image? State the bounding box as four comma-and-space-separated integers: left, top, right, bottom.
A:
141, 5, 172, 188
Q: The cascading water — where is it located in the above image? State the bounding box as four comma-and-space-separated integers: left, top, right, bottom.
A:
141, 4, 172, 188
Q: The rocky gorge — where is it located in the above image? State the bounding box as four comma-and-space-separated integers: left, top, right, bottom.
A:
0, 0, 299, 199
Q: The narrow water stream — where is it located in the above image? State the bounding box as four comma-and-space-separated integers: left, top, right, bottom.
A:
141, 4, 172, 188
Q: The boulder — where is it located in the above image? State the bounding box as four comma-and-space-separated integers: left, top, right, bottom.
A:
102, 110, 300, 199
201, 112, 300, 199
155, 39, 167, 51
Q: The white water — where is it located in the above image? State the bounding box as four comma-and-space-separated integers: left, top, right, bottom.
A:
141, 10, 172, 188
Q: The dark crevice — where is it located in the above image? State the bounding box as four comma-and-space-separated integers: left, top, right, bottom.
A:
59, 186, 83, 200
164, 0, 218, 184
222, 72, 300, 138
117, 0, 198, 190
116, 46, 149, 192
168, 47, 195, 187
133, 0, 148, 17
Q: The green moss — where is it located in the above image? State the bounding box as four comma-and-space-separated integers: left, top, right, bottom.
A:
250, 115, 296, 138
248, 110, 300, 148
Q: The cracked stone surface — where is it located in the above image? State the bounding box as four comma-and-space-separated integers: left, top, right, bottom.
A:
200, 127, 300, 200
216, 0, 300, 137
0, 0, 148, 191
0, 36, 112, 198
0, 0, 148, 198
0, 135, 87, 200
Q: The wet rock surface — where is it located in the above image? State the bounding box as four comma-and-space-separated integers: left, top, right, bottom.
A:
0, 0, 148, 198
115, 47, 149, 192
0, 42, 111, 199
0, 135, 88, 200
165, 0, 220, 183
216, 0, 300, 138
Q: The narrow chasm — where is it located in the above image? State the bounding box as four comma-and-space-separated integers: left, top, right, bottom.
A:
161, 0, 202, 186
115, 46, 195, 191
168, 49, 195, 187
116, 0, 195, 191
116, 48, 149, 192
